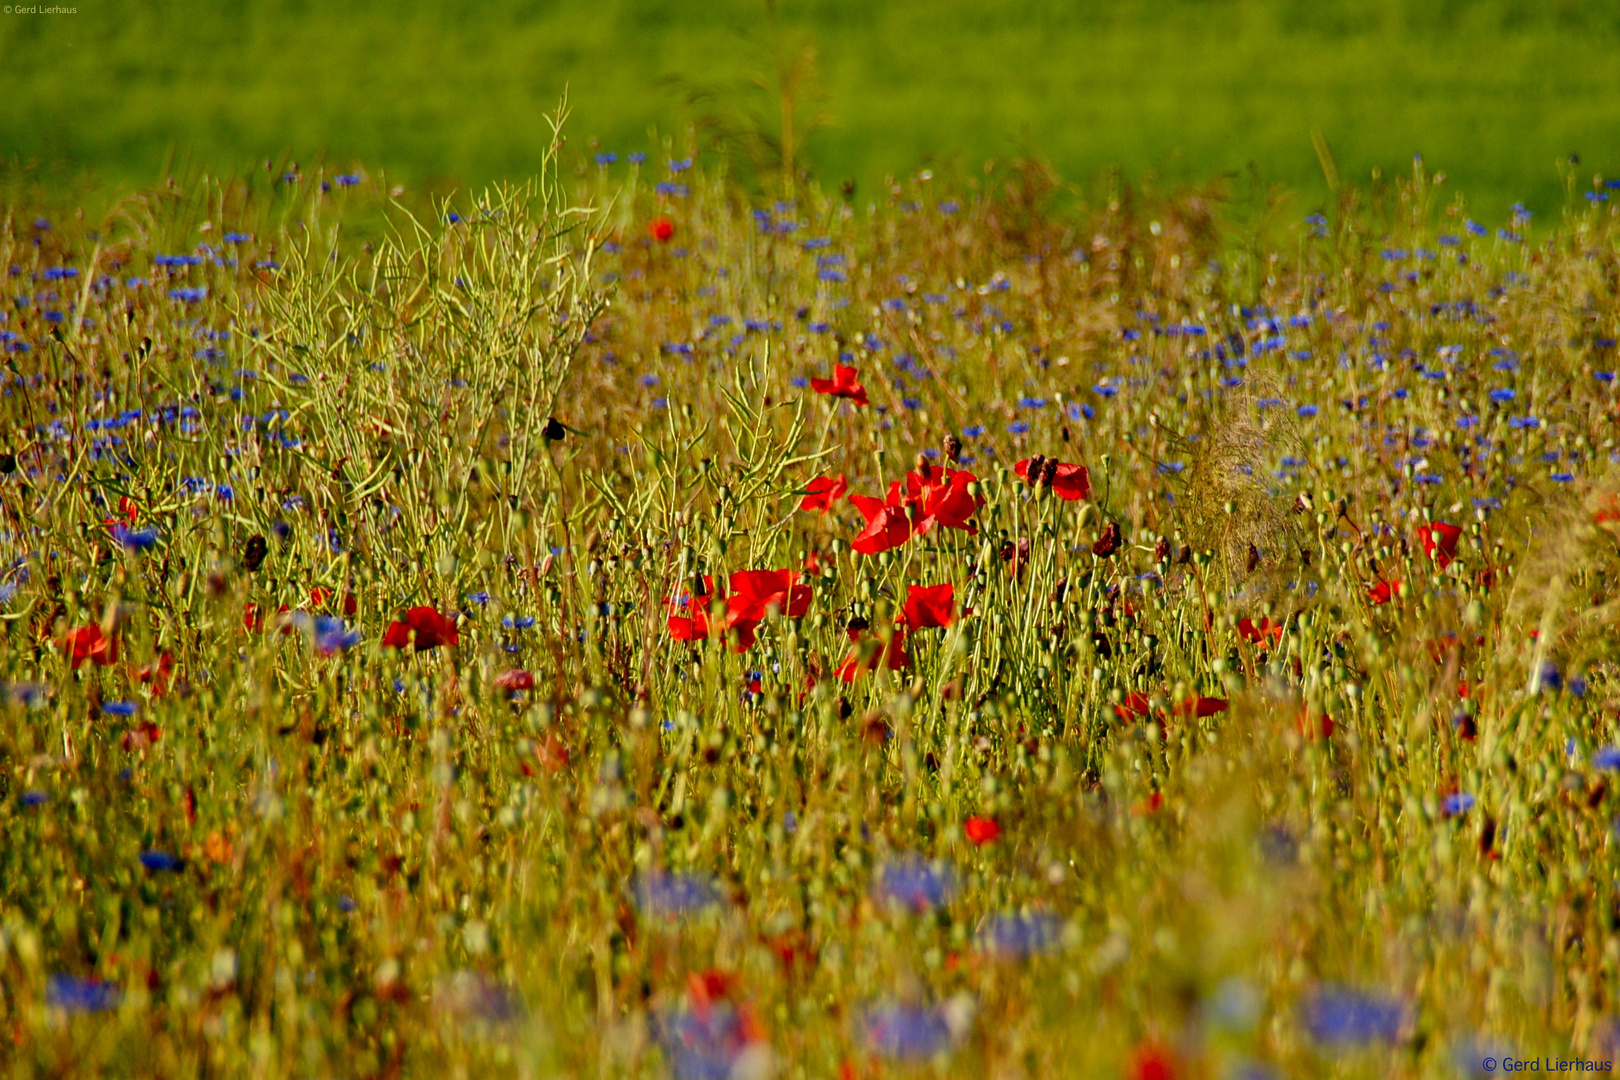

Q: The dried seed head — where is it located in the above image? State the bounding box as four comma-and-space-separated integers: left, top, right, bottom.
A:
1092, 521, 1121, 558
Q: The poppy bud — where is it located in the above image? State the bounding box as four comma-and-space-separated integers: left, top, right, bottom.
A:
0, 453, 14, 475
542, 417, 566, 442
943, 434, 962, 463
242, 534, 268, 572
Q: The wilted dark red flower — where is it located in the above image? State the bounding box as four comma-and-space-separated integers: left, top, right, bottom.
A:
809, 364, 869, 407
649, 217, 675, 243
121, 720, 162, 752
382, 605, 459, 651
1416, 521, 1462, 570
1013, 457, 1093, 501
902, 583, 956, 629
1237, 617, 1284, 645
61, 624, 118, 668
1091, 521, 1122, 557
495, 668, 535, 691
963, 816, 1001, 845
799, 473, 849, 513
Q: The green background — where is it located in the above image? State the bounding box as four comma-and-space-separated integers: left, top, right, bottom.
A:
4, 0, 1619, 217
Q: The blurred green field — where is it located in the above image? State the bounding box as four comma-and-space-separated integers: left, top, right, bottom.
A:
4, 0, 1620, 218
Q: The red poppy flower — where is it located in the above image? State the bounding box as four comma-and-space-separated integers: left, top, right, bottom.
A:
902, 583, 956, 629
1416, 521, 1462, 570
121, 720, 162, 752
1297, 707, 1334, 740
724, 569, 812, 626
243, 603, 265, 633
803, 550, 823, 574
135, 651, 175, 695
310, 587, 359, 617
649, 217, 675, 243
61, 624, 118, 668
904, 466, 984, 534
1237, 617, 1284, 645
1012, 457, 1093, 501
850, 495, 913, 555
667, 575, 716, 642
495, 668, 535, 691
1129, 1041, 1177, 1080
1175, 695, 1228, 719
809, 364, 869, 407
381, 605, 459, 651
1115, 690, 1152, 721
800, 473, 848, 513
1367, 579, 1402, 605
963, 815, 1001, 845
837, 625, 910, 680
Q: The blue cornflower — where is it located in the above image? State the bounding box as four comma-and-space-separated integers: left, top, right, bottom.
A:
863, 1002, 959, 1060
139, 851, 185, 873
594, 152, 617, 165
465, 592, 492, 605
627, 151, 647, 165
979, 912, 1064, 958
1008, 420, 1030, 435
1018, 396, 1046, 408
875, 856, 956, 911
1441, 792, 1475, 817
20, 790, 47, 807
111, 526, 159, 552
938, 200, 959, 214
1297, 404, 1319, 418
47, 975, 120, 1013
335, 173, 361, 187
667, 157, 692, 173
635, 870, 720, 916
102, 700, 139, 717
1067, 402, 1094, 421
1303, 988, 1406, 1045
961, 425, 986, 438
1594, 747, 1620, 770
653, 1003, 761, 1079
502, 615, 536, 630
314, 617, 361, 655
1488, 388, 1515, 404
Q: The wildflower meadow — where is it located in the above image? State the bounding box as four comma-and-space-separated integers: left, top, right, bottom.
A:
3, 123, 1620, 1079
